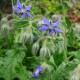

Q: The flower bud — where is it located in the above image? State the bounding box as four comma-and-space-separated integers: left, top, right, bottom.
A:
1, 17, 8, 23
40, 39, 51, 58
26, 27, 33, 42
40, 46, 50, 58
20, 27, 33, 44
1, 24, 11, 34
21, 31, 28, 44
41, 62, 53, 72
52, 15, 59, 23
75, 23, 80, 34
32, 42, 39, 55
71, 64, 80, 80
38, 20, 44, 28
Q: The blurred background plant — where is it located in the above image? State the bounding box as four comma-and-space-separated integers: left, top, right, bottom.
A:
0, 0, 80, 80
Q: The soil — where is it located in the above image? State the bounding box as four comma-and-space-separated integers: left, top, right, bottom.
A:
0, 0, 12, 20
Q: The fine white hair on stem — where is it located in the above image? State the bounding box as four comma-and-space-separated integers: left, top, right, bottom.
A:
71, 64, 80, 80
11, 0, 14, 14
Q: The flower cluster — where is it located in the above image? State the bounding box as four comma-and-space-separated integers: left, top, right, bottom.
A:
13, 0, 63, 79
33, 65, 43, 78
13, 0, 31, 19
39, 17, 62, 36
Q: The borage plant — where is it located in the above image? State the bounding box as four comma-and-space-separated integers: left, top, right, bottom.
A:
0, 0, 80, 80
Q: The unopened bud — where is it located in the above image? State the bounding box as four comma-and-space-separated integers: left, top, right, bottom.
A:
71, 64, 80, 80
20, 27, 33, 44
32, 42, 39, 55
52, 15, 59, 23
38, 20, 44, 28
41, 62, 53, 72
1, 24, 11, 34
40, 46, 50, 58
1, 17, 8, 23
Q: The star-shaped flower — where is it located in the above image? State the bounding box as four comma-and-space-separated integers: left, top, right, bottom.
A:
39, 17, 62, 35
33, 65, 43, 78
13, 0, 31, 19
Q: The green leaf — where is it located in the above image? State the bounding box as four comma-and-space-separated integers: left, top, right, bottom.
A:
64, 1, 73, 8
65, 17, 72, 28
0, 49, 28, 80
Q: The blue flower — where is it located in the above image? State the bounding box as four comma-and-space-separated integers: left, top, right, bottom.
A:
13, 0, 31, 19
33, 65, 43, 78
39, 17, 62, 36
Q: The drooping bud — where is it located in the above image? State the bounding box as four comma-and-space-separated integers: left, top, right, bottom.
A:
41, 62, 53, 72
1, 24, 11, 34
40, 47, 50, 58
26, 27, 33, 43
52, 15, 59, 23
20, 27, 33, 44
40, 39, 51, 58
71, 64, 80, 80
32, 42, 39, 55
75, 23, 80, 34
38, 20, 44, 28
1, 17, 8, 23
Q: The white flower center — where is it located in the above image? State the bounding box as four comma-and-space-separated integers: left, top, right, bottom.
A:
49, 25, 53, 30
21, 9, 26, 13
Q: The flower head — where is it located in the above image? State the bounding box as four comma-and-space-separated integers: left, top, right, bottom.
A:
13, 0, 31, 19
39, 17, 62, 36
33, 65, 43, 78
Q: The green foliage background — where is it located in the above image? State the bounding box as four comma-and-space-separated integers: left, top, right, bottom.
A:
0, 0, 80, 80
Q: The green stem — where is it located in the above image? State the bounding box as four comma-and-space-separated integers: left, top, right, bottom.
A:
63, 33, 67, 61
37, 35, 46, 43
8, 31, 12, 48
61, 0, 68, 61
11, 0, 14, 14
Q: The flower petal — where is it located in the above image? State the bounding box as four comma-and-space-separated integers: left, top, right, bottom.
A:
21, 13, 26, 19
26, 11, 31, 17
49, 30, 54, 36
13, 7, 21, 13
25, 6, 31, 10
16, 0, 22, 8
39, 25, 49, 31
37, 65, 43, 72
52, 19, 60, 27
32, 65, 42, 78
43, 17, 50, 26
55, 27, 62, 33
33, 71, 40, 78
